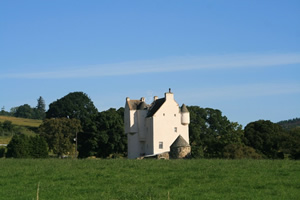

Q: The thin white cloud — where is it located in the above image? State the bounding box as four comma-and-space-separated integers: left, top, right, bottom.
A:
1, 52, 300, 79
179, 82, 300, 102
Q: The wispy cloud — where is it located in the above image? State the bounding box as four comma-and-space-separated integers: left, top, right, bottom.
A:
179, 82, 300, 103
1, 52, 300, 79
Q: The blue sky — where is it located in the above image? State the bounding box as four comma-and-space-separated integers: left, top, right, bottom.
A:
0, 0, 299, 126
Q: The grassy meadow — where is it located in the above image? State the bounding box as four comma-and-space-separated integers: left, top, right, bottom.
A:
0, 116, 42, 128
0, 159, 299, 200
0, 116, 42, 144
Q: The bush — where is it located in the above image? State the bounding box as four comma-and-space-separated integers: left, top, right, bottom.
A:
6, 134, 48, 158
223, 143, 262, 159
0, 147, 5, 158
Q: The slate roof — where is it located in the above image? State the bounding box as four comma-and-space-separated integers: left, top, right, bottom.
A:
181, 104, 189, 113
137, 101, 148, 110
146, 98, 166, 117
170, 135, 190, 148
127, 100, 142, 110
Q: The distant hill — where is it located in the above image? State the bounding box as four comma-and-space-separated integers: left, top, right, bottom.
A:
277, 118, 300, 130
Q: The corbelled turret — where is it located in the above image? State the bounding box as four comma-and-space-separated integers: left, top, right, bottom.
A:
181, 104, 190, 125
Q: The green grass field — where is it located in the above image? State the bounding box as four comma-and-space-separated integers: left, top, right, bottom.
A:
0, 116, 42, 127
0, 116, 42, 144
0, 159, 299, 200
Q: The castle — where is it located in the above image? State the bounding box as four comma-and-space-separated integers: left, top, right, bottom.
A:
124, 89, 191, 159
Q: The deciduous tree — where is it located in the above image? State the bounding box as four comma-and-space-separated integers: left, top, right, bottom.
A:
244, 120, 284, 159
39, 118, 82, 157
188, 106, 243, 158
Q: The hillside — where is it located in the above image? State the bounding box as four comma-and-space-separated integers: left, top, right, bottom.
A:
277, 118, 300, 130
0, 116, 42, 128
0, 116, 42, 144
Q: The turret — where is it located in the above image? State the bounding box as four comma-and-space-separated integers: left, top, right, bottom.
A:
181, 104, 190, 125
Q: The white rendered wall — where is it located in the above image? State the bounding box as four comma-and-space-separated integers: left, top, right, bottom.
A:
152, 93, 189, 155
127, 133, 140, 159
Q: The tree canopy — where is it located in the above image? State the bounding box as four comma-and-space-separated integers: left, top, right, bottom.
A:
39, 118, 82, 157
244, 120, 284, 159
78, 108, 126, 158
188, 106, 243, 158
46, 92, 98, 121
6, 134, 48, 158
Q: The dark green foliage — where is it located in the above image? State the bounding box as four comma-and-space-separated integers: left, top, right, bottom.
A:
6, 134, 31, 158
78, 108, 126, 158
46, 92, 98, 122
13, 104, 34, 119
30, 136, 48, 158
9, 97, 46, 120
188, 106, 243, 158
39, 118, 82, 157
0, 106, 10, 116
2, 120, 13, 132
6, 134, 48, 158
35, 96, 46, 119
280, 127, 300, 159
0, 147, 5, 158
244, 120, 284, 159
223, 143, 262, 159
277, 117, 300, 130
46, 92, 98, 157
96, 108, 127, 157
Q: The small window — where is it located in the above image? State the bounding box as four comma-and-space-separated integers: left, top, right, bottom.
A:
159, 142, 163, 149
174, 127, 177, 132
163, 113, 165, 116
174, 114, 176, 117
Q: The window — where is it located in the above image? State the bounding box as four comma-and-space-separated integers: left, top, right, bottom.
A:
174, 114, 176, 117
174, 127, 177, 132
163, 113, 165, 116
159, 142, 163, 149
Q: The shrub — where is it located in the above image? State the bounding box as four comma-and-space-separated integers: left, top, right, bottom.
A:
6, 134, 48, 158
0, 147, 5, 158
223, 143, 262, 159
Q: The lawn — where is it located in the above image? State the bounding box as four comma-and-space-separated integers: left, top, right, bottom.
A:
0, 159, 299, 200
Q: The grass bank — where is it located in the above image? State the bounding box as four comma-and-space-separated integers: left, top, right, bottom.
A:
0, 116, 42, 127
0, 159, 299, 200
0, 116, 41, 144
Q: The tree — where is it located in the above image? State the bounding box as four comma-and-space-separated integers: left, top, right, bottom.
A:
39, 118, 82, 157
34, 96, 46, 119
14, 104, 34, 119
223, 143, 262, 159
0, 106, 10, 116
46, 92, 98, 122
30, 136, 48, 158
6, 134, 31, 158
188, 106, 244, 158
96, 108, 127, 158
280, 127, 300, 159
2, 120, 13, 132
78, 108, 126, 158
244, 120, 284, 159
46, 92, 98, 157
6, 134, 48, 158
